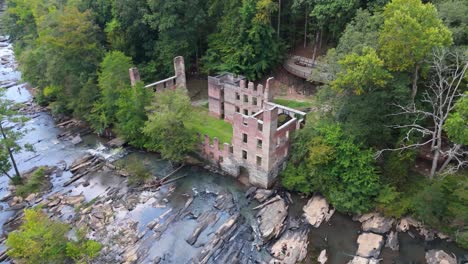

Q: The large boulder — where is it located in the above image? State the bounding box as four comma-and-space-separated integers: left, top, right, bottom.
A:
359, 213, 394, 234
269, 228, 309, 264
425, 250, 456, 264
356, 233, 384, 258
256, 196, 288, 242
317, 249, 328, 264
347, 256, 370, 264
303, 195, 335, 228
253, 189, 274, 203
396, 217, 421, 232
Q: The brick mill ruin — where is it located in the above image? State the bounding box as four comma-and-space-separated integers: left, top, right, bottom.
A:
129, 56, 306, 189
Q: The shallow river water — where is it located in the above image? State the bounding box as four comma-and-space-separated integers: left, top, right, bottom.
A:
0, 26, 466, 264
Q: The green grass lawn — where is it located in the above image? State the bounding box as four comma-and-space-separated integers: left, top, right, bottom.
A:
273, 98, 315, 110
186, 107, 233, 144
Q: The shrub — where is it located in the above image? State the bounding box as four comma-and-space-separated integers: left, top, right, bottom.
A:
15, 167, 46, 197
118, 157, 152, 186
6, 208, 102, 263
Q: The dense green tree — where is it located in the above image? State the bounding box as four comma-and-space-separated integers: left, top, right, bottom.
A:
145, 0, 210, 76
203, 0, 282, 80
412, 174, 467, 247
7, 208, 69, 263
6, 208, 101, 264
335, 9, 383, 56
89, 51, 133, 133
10, 3, 104, 117
310, 0, 361, 40
437, 0, 468, 46
2, 0, 37, 47
115, 82, 151, 148
0, 89, 32, 184
332, 47, 392, 95
282, 120, 382, 213
143, 89, 196, 162
105, 0, 154, 64
379, 0, 452, 99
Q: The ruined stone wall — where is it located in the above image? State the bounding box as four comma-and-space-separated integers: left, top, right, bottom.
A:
208, 77, 223, 119
130, 56, 186, 91
204, 74, 306, 189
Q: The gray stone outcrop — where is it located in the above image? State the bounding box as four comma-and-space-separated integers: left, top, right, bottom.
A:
303, 195, 335, 228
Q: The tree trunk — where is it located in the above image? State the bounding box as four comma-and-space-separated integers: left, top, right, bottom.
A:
0, 122, 21, 181
304, 7, 308, 48
412, 64, 420, 100
312, 30, 320, 64
430, 146, 440, 180
430, 124, 443, 180
438, 144, 462, 174
319, 29, 323, 50
277, 0, 281, 39
0, 168, 13, 180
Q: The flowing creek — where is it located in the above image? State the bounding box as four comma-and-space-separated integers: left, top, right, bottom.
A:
0, 17, 467, 264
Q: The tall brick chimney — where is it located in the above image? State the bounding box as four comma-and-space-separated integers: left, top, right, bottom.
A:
173, 56, 186, 90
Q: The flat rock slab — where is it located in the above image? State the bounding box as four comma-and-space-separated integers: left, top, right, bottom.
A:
359, 213, 394, 234
356, 232, 384, 258
108, 137, 126, 148
254, 189, 274, 203
425, 250, 456, 264
347, 256, 380, 264
269, 228, 309, 264
303, 195, 335, 228
256, 195, 288, 242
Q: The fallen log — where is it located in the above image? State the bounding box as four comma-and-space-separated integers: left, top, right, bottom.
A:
159, 165, 185, 183
160, 174, 188, 185
252, 195, 282, 210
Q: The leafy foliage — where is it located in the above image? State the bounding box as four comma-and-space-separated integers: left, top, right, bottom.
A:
89, 51, 133, 133
15, 167, 47, 197
332, 47, 392, 95
203, 0, 282, 80
445, 93, 468, 145
143, 89, 197, 162
379, 0, 452, 72
0, 88, 32, 184
412, 173, 468, 247
6, 208, 101, 263
282, 120, 382, 213
115, 82, 151, 148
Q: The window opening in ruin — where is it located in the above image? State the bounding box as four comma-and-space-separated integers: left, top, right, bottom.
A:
256, 156, 262, 166
243, 133, 248, 143
242, 150, 247, 160
243, 109, 248, 115
257, 139, 262, 148
230, 146, 234, 153
236, 92, 240, 100
219, 156, 223, 163
258, 123, 263, 131
253, 97, 257, 105
243, 94, 248, 103
235, 106, 240, 113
